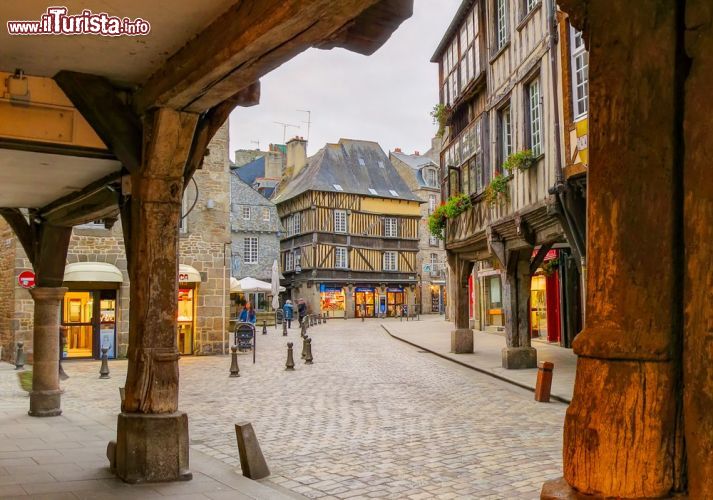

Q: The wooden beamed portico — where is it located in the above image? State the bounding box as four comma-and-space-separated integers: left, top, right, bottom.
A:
0, 0, 414, 484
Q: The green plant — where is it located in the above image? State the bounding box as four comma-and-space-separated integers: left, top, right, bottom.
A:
17, 370, 32, 392
427, 194, 472, 240
502, 150, 537, 172
541, 258, 560, 276
430, 103, 448, 138
484, 174, 510, 206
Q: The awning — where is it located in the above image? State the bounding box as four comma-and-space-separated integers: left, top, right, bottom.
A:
230, 277, 241, 293
231, 277, 285, 294
178, 264, 201, 283
64, 262, 123, 283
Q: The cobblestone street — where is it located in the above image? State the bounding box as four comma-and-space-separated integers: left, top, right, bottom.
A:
2, 319, 566, 499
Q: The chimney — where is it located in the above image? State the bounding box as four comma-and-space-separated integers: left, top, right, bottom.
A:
395, 147, 402, 153
286, 136, 308, 176
414, 151, 420, 156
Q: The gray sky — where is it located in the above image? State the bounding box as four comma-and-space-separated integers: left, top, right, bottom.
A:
228, 0, 461, 159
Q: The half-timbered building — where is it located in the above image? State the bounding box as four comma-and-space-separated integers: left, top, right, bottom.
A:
273, 138, 423, 319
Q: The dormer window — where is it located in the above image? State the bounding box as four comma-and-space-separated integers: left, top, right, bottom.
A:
368, 188, 378, 195
424, 167, 438, 187
358, 158, 365, 166
389, 190, 399, 197
333, 184, 344, 191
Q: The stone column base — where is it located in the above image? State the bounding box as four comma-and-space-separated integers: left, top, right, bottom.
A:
541, 478, 587, 499
108, 411, 192, 484
502, 346, 537, 369
451, 328, 473, 354
29, 389, 62, 417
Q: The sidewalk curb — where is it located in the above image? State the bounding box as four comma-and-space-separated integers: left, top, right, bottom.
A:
381, 324, 571, 404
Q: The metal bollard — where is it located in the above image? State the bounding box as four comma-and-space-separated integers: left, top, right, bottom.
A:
304, 337, 313, 365
229, 345, 241, 377
324, 312, 328, 323
262, 320, 267, 335
99, 346, 110, 379
59, 326, 69, 381
535, 361, 554, 402
285, 342, 295, 370
14, 341, 25, 370
282, 320, 288, 337
301, 336, 308, 359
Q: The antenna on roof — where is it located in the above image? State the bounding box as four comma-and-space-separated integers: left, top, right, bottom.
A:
250, 140, 260, 150
297, 110, 311, 141
274, 122, 300, 143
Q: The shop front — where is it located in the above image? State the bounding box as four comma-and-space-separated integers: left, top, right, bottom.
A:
62, 262, 122, 359
177, 264, 201, 355
319, 284, 346, 318
353, 285, 410, 318
354, 287, 376, 318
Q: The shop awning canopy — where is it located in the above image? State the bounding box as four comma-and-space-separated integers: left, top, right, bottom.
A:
178, 264, 201, 283
231, 276, 285, 294
64, 262, 123, 282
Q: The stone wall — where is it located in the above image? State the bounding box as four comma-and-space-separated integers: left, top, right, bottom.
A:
0, 220, 17, 362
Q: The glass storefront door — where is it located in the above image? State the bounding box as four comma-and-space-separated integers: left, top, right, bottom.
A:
177, 287, 195, 355
354, 289, 375, 318
386, 289, 404, 317
62, 290, 116, 359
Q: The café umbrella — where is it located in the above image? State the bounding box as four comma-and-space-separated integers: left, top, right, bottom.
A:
271, 260, 281, 310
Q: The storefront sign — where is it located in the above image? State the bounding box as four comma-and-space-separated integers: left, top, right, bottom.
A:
354, 287, 374, 292
178, 272, 190, 282
319, 284, 343, 293
17, 270, 35, 288
386, 286, 403, 292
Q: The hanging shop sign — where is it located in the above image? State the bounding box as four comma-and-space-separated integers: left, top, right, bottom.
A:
17, 270, 35, 289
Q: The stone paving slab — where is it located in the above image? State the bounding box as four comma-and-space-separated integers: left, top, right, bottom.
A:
382, 316, 576, 402
2, 318, 566, 499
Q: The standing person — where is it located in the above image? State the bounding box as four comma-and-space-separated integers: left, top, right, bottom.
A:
239, 302, 257, 324
283, 300, 294, 328
297, 298, 307, 326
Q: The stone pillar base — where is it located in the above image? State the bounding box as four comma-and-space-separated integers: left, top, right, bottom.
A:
109, 411, 192, 484
502, 346, 537, 369
29, 389, 62, 417
541, 478, 587, 499
451, 328, 473, 354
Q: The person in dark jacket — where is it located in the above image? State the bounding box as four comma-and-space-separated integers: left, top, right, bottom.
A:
283, 300, 294, 328
297, 298, 307, 326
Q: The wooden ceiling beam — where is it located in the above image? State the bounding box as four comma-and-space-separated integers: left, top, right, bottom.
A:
133, 0, 412, 114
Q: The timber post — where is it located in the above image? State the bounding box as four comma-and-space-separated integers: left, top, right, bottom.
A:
449, 253, 473, 354
501, 250, 537, 369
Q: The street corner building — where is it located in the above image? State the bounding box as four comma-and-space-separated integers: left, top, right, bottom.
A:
273, 138, 424, 319
0, 124, 233, 362
431, 0, 588, 366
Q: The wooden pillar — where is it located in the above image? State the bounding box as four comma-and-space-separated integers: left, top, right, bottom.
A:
110, 108, 198, 483
542, 1, 683, 498
683, 1, 713, 497
501, 250, 536, 369
448, 252, 473, 354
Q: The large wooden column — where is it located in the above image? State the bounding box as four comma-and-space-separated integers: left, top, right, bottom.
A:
542, 1, 684, 497
448, 252, 473, 353
111, 108, 198, 483
501, 250, 536, 369
682, 0, 713, 497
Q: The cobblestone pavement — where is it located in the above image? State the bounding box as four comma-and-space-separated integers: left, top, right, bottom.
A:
3, 318, 566, 499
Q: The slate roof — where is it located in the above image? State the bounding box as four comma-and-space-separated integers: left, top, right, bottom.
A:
390, 151, 439, 189
232, 156, 265, 185
272, 139, 423, 204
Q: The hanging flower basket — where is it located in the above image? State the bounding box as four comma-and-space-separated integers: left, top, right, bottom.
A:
427, 194, 472, 240
484, 174, 510, 206
502, 150, 537, 172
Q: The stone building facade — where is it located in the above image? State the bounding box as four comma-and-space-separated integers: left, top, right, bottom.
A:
390, 140, 447, 315
0, 125, 232, 362
229, 172, 283, 284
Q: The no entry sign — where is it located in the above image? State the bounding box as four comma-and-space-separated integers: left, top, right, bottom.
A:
17, 270, 35, 289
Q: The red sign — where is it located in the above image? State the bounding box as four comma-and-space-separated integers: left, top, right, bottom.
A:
18, 271, 35, 289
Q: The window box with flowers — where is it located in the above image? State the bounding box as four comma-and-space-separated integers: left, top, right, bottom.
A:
484, 174, 510, 206
428, 194, 472, 240
502, 149, 537, 172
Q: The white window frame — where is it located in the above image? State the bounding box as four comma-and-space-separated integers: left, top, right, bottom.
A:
293, 213, 301, 235
525, 0, 539, 14
384, 217, 398, 238
383, 251, 398, 271
527, 79, 542, 157
334, 210, 347, 233
335, 246, 348, 269
244, 237, 258, 264
286, 251, 294, 271
570, 28, 589, 120
495, 0, 508, 51
428, 195, 437, 214
429, 234, 439, 247
242, 206, 251, 220
500, 103, 513, 174
262, 207, 270, 222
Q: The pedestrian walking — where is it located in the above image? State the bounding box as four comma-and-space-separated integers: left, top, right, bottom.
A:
283, 300, 294, 328
297, 298, 307, 326
239, 302, 257, 324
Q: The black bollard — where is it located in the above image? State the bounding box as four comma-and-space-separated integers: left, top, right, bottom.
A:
229, 345, 240, 377
301, 336, 308, 359
14, 341, 25, 370
285, 342, 295, 370
319, 315, 323, 325
304, 337, 313, 365
324, 312, 328, 323
282, 320, 288, 337
262, 320, 267, 335
99, 346, 110, 379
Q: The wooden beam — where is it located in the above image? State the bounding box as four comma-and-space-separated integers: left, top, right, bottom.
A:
530, 242, 554, 276
54, 71, 142, 174
514, 214, 536, 247
34, 224, 73, 287
184, 82, 260, 186
0, 208, 36, 265
41, 187, 119, 227
133, 0, 412, 113
39, 171, 121, 218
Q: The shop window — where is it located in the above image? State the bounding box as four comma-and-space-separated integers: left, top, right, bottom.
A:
177, 288, 194, 355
